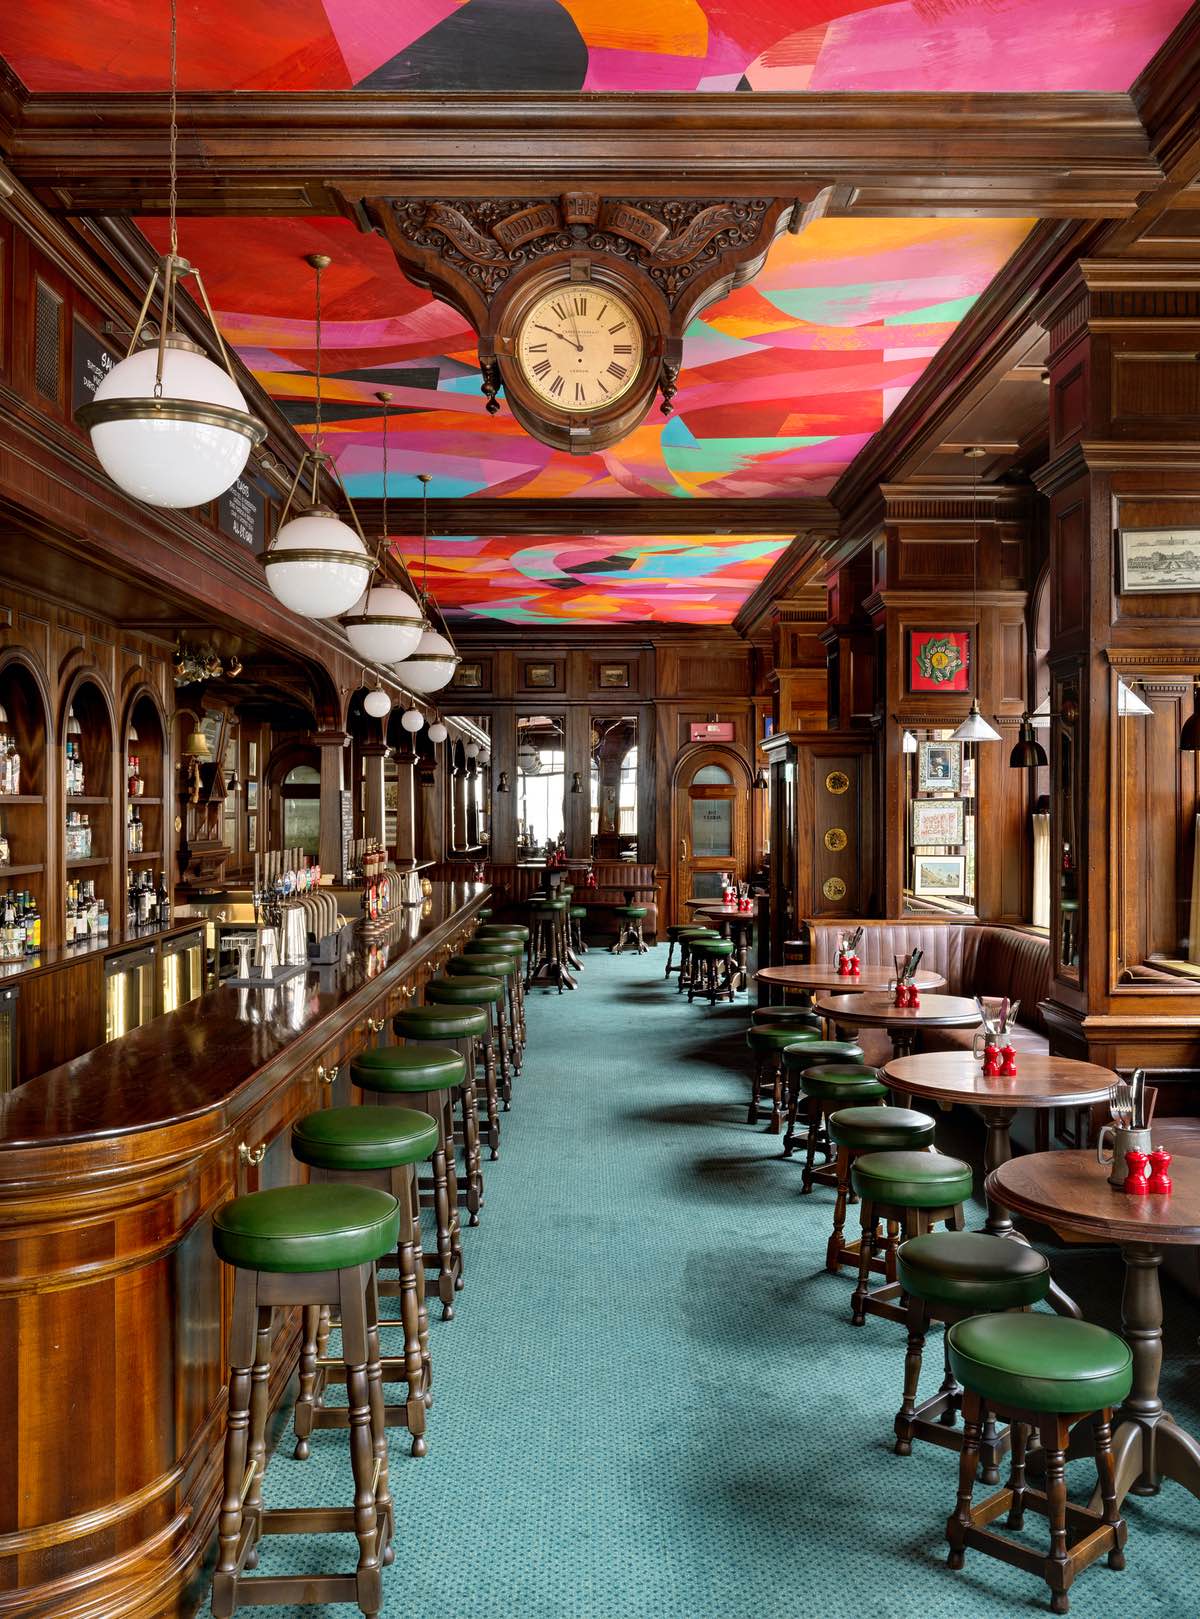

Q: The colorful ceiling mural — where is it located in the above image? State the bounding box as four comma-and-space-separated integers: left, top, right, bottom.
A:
394, 532, 796, 624
142, 211, 1035, 507
2, 1, 1188, 93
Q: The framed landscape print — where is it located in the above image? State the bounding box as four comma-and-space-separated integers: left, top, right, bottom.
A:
913, 853, 966, 898
1119, 528, 1200, 593
454, 661, 484, 689
598, 662, 630, 689
522, 661, 559, 690
910, 797, 965, 847
916, 739, 962, 793
907, 629, 971, 694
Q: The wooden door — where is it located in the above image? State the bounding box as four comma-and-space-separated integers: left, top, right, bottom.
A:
672, 748, 749, 923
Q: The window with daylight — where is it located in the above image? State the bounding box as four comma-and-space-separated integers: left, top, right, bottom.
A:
618, 746, 638, 836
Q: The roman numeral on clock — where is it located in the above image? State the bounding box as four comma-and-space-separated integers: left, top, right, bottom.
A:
609, 321, 626, 334
613, 344, 632, 356
574, 382, 587, 403
549, 375, 565, 397
532, 359, 551, 380
607, 362, 628, 380
551, 301, 569, 321
573, 295, 587, 315
528, 342, 547, 353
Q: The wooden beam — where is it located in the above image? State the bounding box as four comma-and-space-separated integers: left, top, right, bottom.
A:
359, 496, 834, 538
1, 90, 1160, 217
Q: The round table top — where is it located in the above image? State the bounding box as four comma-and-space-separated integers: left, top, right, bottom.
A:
816, 991, 980, 1029
691, 904, 755, 923
988, 1150, 1200, 1246
757, 963, 946, 994
884, 1050, 1114, 1110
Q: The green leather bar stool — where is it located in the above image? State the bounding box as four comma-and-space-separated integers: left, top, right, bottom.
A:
825, 1104, 936, 1276
464, 935, 527, 1057
750, 1005, 821, 1029
393, 1005, 487, 1228
849, 1150, 973, 1327
779, 1042, 867, 1158
664, 923, 713, 979
446, 953, 519, 1105
569, 903, 589, 960
610, 903, 648, 956
745, 1023, 824, 1132
476, 923, 533, 1001
210, 1184, 400, 1619
893, 1230, 1050, 1482
423, 977, 506, 1162
354, 1044, 467, 1317
478, 906, 493, 919
291, 1106, 439, 1459
676, 927, 719, 994
688, 935, 736, 1004
945, 1314, 1132, 1614
786, 1056, 884, 1187
529, 898, 574, 991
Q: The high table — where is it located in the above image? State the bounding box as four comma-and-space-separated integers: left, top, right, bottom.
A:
757, 962, 946, 997
885, 1050, 1115, 1317
691, 902, 756, 992
988, 1150, 1200, 1507
816, 990, 979, 1057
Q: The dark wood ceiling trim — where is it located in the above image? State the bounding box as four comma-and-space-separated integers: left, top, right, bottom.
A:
0, 90, 1160, 216
358, 496, 834, 538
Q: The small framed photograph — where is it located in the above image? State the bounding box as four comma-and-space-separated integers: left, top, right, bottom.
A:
917, 739, 962, 793
247, 740, 258, 776
247, 814, 257, 852
246, 781, 259, 811
1119, 528, 1200, 593
598, 662, 630, 689
913, 853, 966, 898
523, 662, 558, 689
910, 797, 965, 847
454, 660, 484, 689
908, 629, 971, 694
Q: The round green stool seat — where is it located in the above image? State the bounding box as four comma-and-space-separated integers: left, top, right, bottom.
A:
478, 925, 529, 943
751, 1005, 820, 1028
618, 905, 647, 918
669, 923, 713, 940
569, 905, 587, 920
947, 1313, 1132, 1414
851, 1149, 973, 1207
466, 937, 523, 959
692, 937, 734, 957
353, 1043, 465, 1093
747, 1024, 823, 1055
447, 953, 516, 979
425, 974, 504, 1007
394, 1004, 489, 1042
898, 1230, 1050, 1312
530, 898, 567, 913
794, 1061, 884, 1102
478, 907, 493, 919
292, 1105, 439, 1172
213, 1184, 400, 1274
781, 1041, 866, 1072
559, 885, 574, 898
829, 1104, 935, 1151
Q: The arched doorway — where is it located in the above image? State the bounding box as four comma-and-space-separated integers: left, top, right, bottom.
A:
670, 746, 751, 924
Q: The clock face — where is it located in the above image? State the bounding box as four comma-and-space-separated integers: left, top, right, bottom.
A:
515, 283, 645, 414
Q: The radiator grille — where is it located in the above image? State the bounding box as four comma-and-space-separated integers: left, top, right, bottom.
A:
34, 279, 61, 401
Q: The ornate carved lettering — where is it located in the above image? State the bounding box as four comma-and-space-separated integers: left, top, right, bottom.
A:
492, 203, 561, 250
423, 203, 508, 264
561, 191, 600, 227
599, 201, 671, 252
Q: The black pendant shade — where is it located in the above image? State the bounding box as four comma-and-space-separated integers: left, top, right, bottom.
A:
1008, 713, 1047, 769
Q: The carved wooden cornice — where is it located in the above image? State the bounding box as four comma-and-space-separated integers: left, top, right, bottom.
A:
1034, 438, 1200, 495
1106, 649, 1200, 671
1037, 256, 1200, 357
358, 495, 834, 539
880, 483, 1032, 527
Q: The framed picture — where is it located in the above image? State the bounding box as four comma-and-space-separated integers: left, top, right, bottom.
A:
907, 629, 971, 694
246, 781, 259, 811
1119, 528, 1200, 593
598, 662, 630, 689
523, 662, 558, 689
913, 854, 966, 898
916, 739, 962, 793
454, 661, 484, 689
247, 740, 258, 776
910, 797, 965, 847
247, 814, 257, 852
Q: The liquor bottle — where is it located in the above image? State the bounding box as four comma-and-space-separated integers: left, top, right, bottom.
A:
156, 870, 170, 925
0, 813, 9, 869
0, 726, 19, 795
24, 892, 41, 953
127, 872, 138, 932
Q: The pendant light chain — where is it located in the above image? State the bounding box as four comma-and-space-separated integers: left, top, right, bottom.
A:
168, 0, 179, 258
378, 391, 390, 566
313, 258, 323, 454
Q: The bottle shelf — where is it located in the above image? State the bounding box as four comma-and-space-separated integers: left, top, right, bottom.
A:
127, 852, 158, 864
67, 856, 109, 869
0, 794, 44, 806
67, 796, 111, 806
0, 863, 45, 878
127, 796, 162, 806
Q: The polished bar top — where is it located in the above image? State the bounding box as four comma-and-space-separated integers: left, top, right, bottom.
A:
0, 880, 487, 1150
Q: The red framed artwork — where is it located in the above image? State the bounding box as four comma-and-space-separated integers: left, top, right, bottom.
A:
907, 629, 971, 694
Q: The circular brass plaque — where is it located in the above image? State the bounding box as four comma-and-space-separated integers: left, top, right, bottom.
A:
825, 769, 850, 795
173, 815, 183, 833
823, 876, 847, 902
824, 826, 848, 853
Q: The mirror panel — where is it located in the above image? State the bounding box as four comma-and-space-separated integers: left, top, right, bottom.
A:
589, 712, 639, 860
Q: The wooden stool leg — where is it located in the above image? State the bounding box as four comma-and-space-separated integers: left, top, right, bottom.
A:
212, 1271, 258, 1617
338, 1266, 385, 1618
780, 1069, 797, 1152
293, 1304, 321, 1459
946, 1390, 983, 1569
1043, 1414, 1071, 1614
363, 1268, 395, 1556
769, 1056, 784, 1135
851, 1201, 877, 1326
664, 939, 675, 978
1093, 1410, 1126, 1569
410, 1170, 433, 1402
458, 1042, 483, 1224
800, 1098, 824, 1193
430, 1103, 458, 1320
242, 1304, 272, 1568
748, 1057, 762, 1126
393, 1165, 427, 1456
826, 1145, 852, 1273
1006, 1419, 1029, 1529
479, 1024, 501, 1161
894, 1295, 929, 1455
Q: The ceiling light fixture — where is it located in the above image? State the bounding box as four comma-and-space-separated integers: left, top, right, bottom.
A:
951, 448, 1001, 745
75, 0, 265, 506
400, 708, 425, 734
1008, 712, 1048, 770
397, 474, 460, 693
260, 254, 373, 618
342, 391, 427, 662
901, 730, 918, 755
427, 721, 449, 744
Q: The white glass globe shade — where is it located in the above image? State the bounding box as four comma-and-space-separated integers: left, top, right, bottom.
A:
401, 630, 459, 693
427, 721, 449, 744
85, 342, 261, 508
262, 509, 373, 619
343, 583, 425, 664
465, 741, 480, 759
363, 688, 392, 719
400, 708, 425, 733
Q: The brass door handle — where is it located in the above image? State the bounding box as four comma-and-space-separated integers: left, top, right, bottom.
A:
397, 983, 414, 1002
679, 839, 687, 858
237, 1142, 266, 1166
366, 1016, 385, 1034
317, 1063, 339, 1086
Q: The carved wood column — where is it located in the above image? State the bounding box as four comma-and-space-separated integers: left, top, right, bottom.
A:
315, 730, 347, 877
393, 736, 416, 865
360, 741, 386, 849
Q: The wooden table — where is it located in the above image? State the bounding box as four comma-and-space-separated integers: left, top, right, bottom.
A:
757, 962, 946, 996
886, 1050, 1115, 1317
989, 1150, 1200, 1507
816, 990, 979, 1057
691, 902, 756, 992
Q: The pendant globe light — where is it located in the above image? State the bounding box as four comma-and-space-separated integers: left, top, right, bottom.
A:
342, 392, 427, 661
951, 448, 1001, 745
260, 254, 374, 618
397, 474, 461, 693
75, 0, 265, 506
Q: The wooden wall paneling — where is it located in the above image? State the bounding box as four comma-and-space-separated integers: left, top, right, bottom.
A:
487, 706, 517, 863
564, 704, 591, 858
637, 699, 656, 869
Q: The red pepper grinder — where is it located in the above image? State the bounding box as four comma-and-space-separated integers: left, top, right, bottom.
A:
1148, 1148, 1173, 1196
908, 983, 921, 1010
849, 952, 860, 976
1123, 1150, 1151, 1196
983, 1041, 1001, 1077
999, 1043, 1018, 1077
894, 979, 906, 1008
839, 952, 850, 977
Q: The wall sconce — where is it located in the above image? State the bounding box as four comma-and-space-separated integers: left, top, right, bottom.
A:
570, 771, 583, 794
753, 767, 768, 790
901, 730, 918, 754
497, 771, 511, 794
1008, 712, 1048, 770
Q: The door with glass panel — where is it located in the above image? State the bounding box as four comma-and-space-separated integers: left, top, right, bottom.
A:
672, 749, 749, 923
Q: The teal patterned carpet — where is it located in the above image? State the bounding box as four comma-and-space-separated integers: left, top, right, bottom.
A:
204, 950, 1200, 1618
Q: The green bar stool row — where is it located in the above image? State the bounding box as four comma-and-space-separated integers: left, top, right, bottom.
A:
675, 928, 719, 994
824, 1103, 936, 1276
464, 935, 528, 1056
426, 973, 508, 1159
664, 924, 715, 979
393, 1005, 488, 1229
785, 1057, 887, 1187
687, 935, 735, 1004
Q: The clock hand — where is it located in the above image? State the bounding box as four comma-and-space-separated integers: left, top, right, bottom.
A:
533, 322, 582, 353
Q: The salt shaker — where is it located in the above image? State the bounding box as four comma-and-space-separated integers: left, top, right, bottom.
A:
1148, 1148, 1173, 1197
1123, 1149, 1151, 1196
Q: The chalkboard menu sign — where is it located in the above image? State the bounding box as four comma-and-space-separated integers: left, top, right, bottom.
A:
71, 318, 119, 414
217, 473, 267, 554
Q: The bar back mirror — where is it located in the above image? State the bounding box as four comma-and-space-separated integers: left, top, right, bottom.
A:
516, 713, 565, 859
447, 715, 491, 856
589, 712, 638, 860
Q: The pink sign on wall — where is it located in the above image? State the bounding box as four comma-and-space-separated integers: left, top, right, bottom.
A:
690, 722, 734, 742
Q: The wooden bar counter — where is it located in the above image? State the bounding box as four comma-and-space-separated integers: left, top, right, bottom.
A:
0, 880, 488, 1618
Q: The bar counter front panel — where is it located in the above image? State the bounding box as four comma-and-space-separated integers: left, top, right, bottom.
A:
0, 880, 488, 1618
